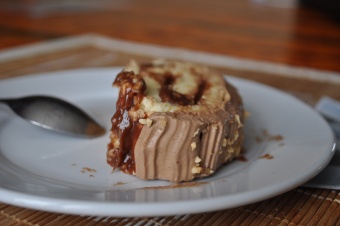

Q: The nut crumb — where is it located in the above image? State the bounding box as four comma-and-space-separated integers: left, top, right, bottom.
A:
191, 142, 197, 150
195, 156, 201, 163
268, 135, 283, 141
139, 118, 147, 125
227, 147, 234, 153
235, 114, 243, 128
192, 166, 203, 174
114, 181, 127, 186
81, 167, 97, 174
139, 118, 153, 127
222, 138, 227, 147
159, 119, 167, 127
193, 129, 200, 137
260, 153, 274, 159
146, 118, 153, 127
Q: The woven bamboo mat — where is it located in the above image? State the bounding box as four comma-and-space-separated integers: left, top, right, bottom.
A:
0, 34, 339, 226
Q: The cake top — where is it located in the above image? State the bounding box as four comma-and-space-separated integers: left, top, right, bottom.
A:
120, 59, 231, 115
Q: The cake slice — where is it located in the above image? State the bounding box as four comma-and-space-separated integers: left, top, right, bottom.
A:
107, 59, 244, 182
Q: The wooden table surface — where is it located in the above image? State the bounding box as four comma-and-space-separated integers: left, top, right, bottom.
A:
0, 1, 340, 225
1, 0, 340, 72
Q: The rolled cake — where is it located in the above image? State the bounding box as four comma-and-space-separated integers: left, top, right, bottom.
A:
107, 59, 244, 182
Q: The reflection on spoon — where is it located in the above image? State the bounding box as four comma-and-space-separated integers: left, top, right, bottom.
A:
0, 95, 106, 138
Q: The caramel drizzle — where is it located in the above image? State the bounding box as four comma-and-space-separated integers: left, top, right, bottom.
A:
108, 71, 146, 174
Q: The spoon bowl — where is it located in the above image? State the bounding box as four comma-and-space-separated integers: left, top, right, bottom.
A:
0, 95, 106, 137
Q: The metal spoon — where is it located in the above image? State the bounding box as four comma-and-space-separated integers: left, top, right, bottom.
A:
0, 95, 106, 137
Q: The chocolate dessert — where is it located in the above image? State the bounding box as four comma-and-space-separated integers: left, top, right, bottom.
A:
107, 59, 244, 182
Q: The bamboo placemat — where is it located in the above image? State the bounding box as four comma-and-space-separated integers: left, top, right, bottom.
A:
0, 34, 339, 226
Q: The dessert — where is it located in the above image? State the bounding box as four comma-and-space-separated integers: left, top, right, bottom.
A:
107, 59, 244, 182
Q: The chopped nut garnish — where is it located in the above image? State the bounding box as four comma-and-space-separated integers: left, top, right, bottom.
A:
139, 118, 153, 127
224, 153, 231, 161
107, 149, 114, 156
221, 90, 231, 102
228, 131, 239, 144
222, 138, 227, 147
159, 119, 167, 127
235, 114, 243, 128
139, 118, 147, 125
268, 135, 284, 141
110, 133, 115, 139
212, 124, 218, 130
81, 167, 97, 174
129, 109, 145, 121
193, 129, 200, 137
191, 142, 197, 150
195, 156, 201, 163
260, 153, 274, 159
228, 146, 234, 153
191, 166, 203, 174
113, 139, 120, 148
146, 118, 153, 127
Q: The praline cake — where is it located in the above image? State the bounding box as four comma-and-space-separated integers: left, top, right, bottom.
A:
107, 59, 244, 182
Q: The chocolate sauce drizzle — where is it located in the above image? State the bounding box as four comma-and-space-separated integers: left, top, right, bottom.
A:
159, 75, 192, 105
159, 74, 207, 106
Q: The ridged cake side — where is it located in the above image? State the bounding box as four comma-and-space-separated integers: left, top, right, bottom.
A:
134, 82, 244, 182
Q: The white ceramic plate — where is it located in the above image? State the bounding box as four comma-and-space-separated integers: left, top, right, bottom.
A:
0, 68, 335, 217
